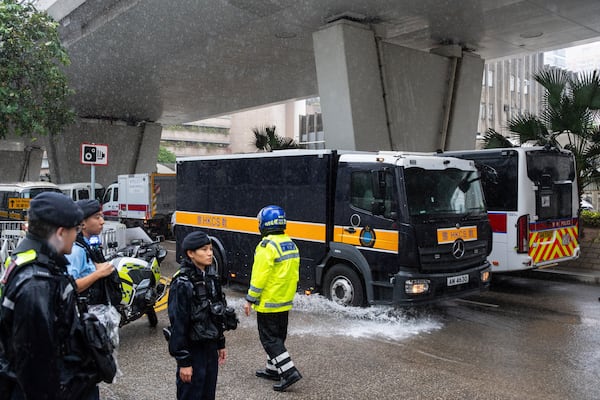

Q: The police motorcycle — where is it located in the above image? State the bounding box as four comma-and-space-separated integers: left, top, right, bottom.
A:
95, 228, 167, 327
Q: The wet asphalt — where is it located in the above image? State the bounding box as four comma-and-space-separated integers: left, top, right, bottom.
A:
99, 241, 600, 400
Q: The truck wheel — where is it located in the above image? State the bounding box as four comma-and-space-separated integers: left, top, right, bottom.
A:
323, 264, 365, 307
212, 246, 226, 284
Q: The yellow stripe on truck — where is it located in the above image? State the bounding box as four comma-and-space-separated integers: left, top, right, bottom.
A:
176, 211, 398, 252
177, 211, 325, 242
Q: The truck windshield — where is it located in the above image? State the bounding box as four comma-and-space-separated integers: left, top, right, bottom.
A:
404, 168, 486, 217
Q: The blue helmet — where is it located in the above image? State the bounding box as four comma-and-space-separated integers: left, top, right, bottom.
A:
258, 205, 287, 235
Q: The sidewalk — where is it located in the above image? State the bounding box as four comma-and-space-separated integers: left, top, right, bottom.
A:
517, 265, 600, 285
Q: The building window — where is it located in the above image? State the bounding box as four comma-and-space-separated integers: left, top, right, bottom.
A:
510, 75, 515, 92
524, 79, 529, 95
487, 70, 494, 87
488, 104, 494, 121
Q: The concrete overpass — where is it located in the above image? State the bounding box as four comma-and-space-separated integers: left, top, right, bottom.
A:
5, 0, 600, 185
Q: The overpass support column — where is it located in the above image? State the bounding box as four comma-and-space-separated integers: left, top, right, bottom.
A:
313, 20, 390, 151
313, 20, 484, 152
43, 118, 162, 185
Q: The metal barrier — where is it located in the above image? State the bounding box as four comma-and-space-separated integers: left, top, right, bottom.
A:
0, 221, 26, 265
1, 220, 128, 264
101, 221, 127, 258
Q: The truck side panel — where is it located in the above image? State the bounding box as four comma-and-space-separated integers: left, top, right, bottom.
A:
176, 153, 332, 288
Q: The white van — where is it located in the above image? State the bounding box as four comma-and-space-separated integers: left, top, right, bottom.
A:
58, 182, 104, 202
102, 183, 118, 217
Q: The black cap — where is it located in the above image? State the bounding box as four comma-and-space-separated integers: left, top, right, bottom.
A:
182, 231, 211, 253
76, 199, 102, 219
28, 192, 83, 228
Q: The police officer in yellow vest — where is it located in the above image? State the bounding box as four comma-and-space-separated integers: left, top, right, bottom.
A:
0, 192, 101, 399
243, 205, 302, 392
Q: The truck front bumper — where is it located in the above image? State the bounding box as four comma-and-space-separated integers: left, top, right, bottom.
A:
390, 262, 491, 305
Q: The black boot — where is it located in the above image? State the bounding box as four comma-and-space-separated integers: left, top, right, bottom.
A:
273, 370, 302, 392
255, 369, 279, 381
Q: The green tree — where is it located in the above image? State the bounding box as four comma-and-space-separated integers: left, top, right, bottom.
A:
252, 125, 299, 151
483, 68, 600, 198
157, 145, 176, 163
0, 0, 74, 138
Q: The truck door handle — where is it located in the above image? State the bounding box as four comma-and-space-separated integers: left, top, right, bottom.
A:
345, 227, 356, 234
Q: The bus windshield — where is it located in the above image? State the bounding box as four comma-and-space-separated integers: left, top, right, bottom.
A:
404, 168, 486, 218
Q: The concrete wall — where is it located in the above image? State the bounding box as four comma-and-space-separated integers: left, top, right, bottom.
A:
563, 227, 600, 271
43, 118, 162, 187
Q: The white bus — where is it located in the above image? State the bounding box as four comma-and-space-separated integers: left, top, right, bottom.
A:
0, 182, 62, 222
446, 147, 579, 272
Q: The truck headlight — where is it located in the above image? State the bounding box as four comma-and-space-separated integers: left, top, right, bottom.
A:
405, 279, 430, 294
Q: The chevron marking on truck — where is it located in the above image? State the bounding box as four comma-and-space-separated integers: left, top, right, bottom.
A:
528, 226, 579, 264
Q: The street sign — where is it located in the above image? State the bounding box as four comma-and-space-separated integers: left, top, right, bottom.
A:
8, 198, 30, 210
80, 143, 108, 165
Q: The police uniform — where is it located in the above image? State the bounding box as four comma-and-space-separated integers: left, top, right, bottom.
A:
167, 231, 226, 400
246, 205, 302, 392
66, 199, 121, 307
0, 192, 99, 400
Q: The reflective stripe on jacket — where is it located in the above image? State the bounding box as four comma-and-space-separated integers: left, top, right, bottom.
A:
246, 234, 299, 313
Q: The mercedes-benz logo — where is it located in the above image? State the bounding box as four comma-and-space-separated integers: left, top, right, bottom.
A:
452, 239, 465, 259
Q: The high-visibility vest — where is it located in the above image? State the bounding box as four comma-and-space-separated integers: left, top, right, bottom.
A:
246, 234, 299, 313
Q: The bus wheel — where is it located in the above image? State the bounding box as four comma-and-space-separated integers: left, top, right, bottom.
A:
212, 245, 226, 284
323, 264, 365, 307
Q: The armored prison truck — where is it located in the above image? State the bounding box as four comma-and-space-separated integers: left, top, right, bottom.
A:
174, 149, 492, 306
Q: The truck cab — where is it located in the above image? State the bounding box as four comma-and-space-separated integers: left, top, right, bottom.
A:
323, 152, 492, 305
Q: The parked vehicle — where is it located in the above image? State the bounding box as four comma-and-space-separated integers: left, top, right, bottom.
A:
445, 147, 580, 272
174, 149, 492, 306
102, 173, 176, 238
580, 199, 594, 211
59, 182, 104, 202
0, 182, 62, 221
101, 227, 167, 327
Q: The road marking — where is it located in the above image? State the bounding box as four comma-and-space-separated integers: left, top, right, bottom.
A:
455, 299, 500, 308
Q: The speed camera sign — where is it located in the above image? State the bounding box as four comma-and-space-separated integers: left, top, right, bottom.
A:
80, 143, 108, 165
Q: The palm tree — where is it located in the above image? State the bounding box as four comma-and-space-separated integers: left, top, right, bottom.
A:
483, 68, 600, 198
252, 125, 299, 151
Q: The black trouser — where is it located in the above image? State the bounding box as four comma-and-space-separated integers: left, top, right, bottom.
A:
176, 340, 219, 400
256, 311, 297, 377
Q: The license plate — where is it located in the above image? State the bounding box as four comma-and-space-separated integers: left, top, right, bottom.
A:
437, 226, 477, 244
447, 274, 469, 286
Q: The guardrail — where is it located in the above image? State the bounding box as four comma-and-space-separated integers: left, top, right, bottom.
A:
1, 221, 127, 264
0, 221, 26, 265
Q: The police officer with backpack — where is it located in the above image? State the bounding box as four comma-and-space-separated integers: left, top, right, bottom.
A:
244, 205, 302, 392
0, 192, 99, 399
